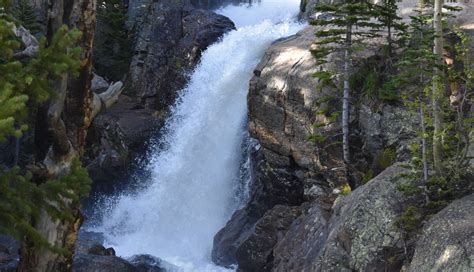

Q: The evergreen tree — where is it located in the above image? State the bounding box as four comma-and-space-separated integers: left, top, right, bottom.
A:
311, 0, 383, 183
388, 6, 436, 189
0, 2, 91, 252
94, 0, 132, 81
374, 0, 407, 58
11, 0, 41, 34
391, 2, 472, 217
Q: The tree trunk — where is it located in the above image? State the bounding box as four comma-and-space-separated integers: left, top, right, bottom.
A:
18, 0, 97, 271
432, 0, 444, 174
342, 24, 352, 175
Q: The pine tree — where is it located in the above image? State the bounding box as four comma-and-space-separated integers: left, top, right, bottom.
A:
388, 6, 437, 187
12, 0, 41, 34
0, 3, 91, 253
391, 2, 472, 215
374, 0, 407, 58
311, 0, 384, 183
94, 0, 132, 81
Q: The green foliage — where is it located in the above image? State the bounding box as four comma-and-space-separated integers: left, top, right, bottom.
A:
396, 182, 423, 196
396, 205, 421, 233
374, 0, 407, 56
0, 9, 91, 254
311, 0, 384, 76
11, 0, 41, 34
340, 183, 352, 195
361, 169, 374, 184
0, 159, 91, 255
349, 58, 400, 103
379, 147, 396, 169
0, 20, 81, 142
94, 0, 132, 81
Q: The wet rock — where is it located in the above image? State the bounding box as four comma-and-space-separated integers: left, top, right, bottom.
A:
129, 0, 235, 111
73, 254, 136, 272
299, 0, 319, 20
128, 254, 174, 272
212, 148, 304, 267
87, 245, 116, 257
235, 205, 302, 272
409, 194, 474, 272
84, 95, 163, 187
75, 231, 106, 255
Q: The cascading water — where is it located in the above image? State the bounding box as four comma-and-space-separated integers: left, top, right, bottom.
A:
94, 1, 304, 270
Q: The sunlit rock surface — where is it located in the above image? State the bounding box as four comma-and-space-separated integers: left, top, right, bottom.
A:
409, 194, 474, 272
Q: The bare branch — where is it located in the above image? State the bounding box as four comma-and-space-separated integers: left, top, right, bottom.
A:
91, 81, 124, 120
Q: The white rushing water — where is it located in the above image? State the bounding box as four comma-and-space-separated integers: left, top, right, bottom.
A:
96, 1, 304, 270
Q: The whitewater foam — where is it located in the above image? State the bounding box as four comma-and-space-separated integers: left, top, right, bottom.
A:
95, 1, 304, 270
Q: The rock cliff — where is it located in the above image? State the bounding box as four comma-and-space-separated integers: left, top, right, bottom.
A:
212, 1, 474, 271
128, 0, 235, 111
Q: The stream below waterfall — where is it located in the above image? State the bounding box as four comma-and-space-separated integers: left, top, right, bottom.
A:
88, 1, 305, 271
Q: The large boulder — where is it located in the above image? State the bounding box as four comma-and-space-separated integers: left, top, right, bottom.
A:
129, 0, 235, 110
408, 194, 474, 272
73, 254, 136, 272
272, 204, 329, 272
272, 164, 413, 272
73, 232, 172, 272
84, 95, 163, 189
235, 205, 302, 272
75, 231, 106, 255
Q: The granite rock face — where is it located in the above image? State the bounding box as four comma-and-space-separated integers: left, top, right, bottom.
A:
272, 165, 413, 272
84, 96, 163, 188
129, 0, 235, 111
248, 26, 343, 195
212, 148, 304, 267
235, 205, 302, 272
409, 194, 474, 272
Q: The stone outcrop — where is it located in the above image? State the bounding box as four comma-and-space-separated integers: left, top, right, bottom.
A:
248, 25, 417, 196
235, 205, 302, 272
129, 0, 235, 111
73, 231, 173, 272
299, 0, 318, 20
214, 22, 418, 270
272, 204, 328, 272
271, 164, 415, 272
248, 26, 343, 195
409, 194, 474, 272
84, 95, 163, 188
212, 148, 304, 267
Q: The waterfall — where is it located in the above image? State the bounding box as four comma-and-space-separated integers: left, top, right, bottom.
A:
95, 1, 304, 270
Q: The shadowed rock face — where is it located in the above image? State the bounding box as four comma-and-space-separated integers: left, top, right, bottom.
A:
235, 205, 302, 272
128, 0, 235, 111
409, 194, 474, 272
212, 148, 304, 267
